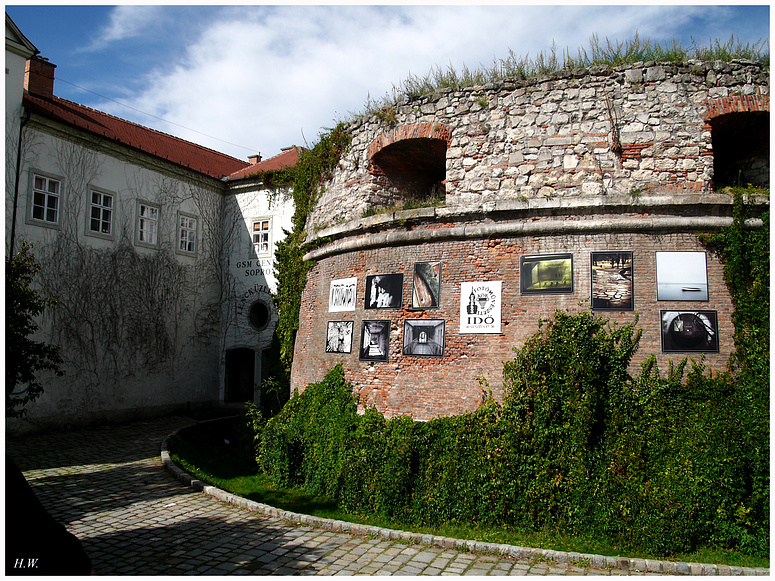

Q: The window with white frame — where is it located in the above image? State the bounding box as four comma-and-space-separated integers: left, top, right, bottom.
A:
137, 202, 159, 246
89, 190, 113, 236
178, 213, 197, 254
252, 219, 271, 256
31, 174, 61, 224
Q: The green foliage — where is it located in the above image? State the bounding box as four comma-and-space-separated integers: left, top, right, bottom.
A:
252, 188, 768, 561
6, 241, 63, 417
253, 303, 768, 559
273, 124, 352, 371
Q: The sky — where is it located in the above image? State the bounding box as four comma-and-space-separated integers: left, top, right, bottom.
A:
6, 4, 770, 162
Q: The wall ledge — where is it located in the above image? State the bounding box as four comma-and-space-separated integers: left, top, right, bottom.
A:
303, 193, 767, 262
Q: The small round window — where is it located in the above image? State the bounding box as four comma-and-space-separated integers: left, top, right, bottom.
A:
248, 300, 271, 331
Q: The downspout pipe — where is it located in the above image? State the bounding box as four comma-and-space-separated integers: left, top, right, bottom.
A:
10, 106, 31, 258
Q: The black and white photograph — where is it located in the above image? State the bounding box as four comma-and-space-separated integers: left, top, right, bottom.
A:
411, 261, 441, 309
402, 319, 445, 357
520, 253, 574, 294
325, 321, 354, 354
359, 320, 390, 362
656, 251, 708, 301
661, 310, 719, 353
591, 252, 633, 310
328, 277, 358, 312
364, 273, 404, 309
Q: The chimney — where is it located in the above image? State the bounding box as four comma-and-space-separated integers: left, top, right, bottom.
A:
248, 154, 262, 165
25, 57, 56, 97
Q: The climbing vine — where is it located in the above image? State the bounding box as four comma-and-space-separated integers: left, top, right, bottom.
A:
273, 123, 352, 372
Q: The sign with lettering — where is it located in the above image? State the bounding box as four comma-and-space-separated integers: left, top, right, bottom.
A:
329, 277, 357, 312
460, 281, 502, 333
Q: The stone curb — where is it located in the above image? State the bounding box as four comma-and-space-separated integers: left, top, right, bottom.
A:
161, 421, 769, 576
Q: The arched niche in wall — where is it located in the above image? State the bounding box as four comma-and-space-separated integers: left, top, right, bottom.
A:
706, 96, 769, 188
367, 122, 451, 204
711, 111, 769, 187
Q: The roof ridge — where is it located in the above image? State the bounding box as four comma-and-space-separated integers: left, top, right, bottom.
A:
34, 91, 248, 166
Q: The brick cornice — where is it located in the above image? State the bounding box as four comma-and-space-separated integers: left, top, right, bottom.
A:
367, 122, 451, 160
705, 94, 769, 121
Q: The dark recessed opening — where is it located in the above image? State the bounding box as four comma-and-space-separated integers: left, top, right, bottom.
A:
710, 111, 769, 188
371, 137, 447, 201
248, 301, 270, 331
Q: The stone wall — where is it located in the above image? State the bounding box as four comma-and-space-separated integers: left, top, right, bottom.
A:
308, 60, 768, 232
292, 60, 769, 420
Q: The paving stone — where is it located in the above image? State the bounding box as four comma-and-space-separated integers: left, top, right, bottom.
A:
6, 414, 754, 577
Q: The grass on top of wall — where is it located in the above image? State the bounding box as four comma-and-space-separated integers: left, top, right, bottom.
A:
360, 33, 769, 117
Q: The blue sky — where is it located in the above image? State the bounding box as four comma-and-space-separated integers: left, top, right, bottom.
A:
6, 4, 770, 161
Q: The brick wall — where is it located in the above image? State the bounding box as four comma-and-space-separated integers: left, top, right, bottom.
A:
290, 60, 768, 420
291, 227, 738, 420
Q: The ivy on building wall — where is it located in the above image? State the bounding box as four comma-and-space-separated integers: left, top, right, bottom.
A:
273, 123, 352, 373
252, 187, 770, 558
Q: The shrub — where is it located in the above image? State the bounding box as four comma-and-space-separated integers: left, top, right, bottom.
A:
6, 241, 63, 417
252, 305, 768, 557
252, 191, 768, 558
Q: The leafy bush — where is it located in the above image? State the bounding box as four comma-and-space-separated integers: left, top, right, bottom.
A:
6, 241, 63, 417
253, 190, 768, 559
253, 304, 768, 557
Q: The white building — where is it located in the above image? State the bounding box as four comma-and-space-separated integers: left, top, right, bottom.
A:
5, 14, 296, 432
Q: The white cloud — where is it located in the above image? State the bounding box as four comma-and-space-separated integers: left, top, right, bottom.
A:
94, 5, 761, 161
86, 5, 166, 51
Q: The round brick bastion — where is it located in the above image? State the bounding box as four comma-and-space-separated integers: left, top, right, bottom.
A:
291, 60, 769, 420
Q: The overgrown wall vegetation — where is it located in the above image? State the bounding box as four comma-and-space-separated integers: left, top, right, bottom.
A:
252, 192, 768, 559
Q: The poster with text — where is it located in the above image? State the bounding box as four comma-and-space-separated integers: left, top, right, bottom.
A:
328, 277, 357, 312
460, 281, 502, 333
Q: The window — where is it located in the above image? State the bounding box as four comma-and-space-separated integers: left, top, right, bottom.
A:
31, 174, 61, 224
89, 191, 113, 236
137, 202, 159, 247
252, 219, 271, 256
178, 213, 197, 254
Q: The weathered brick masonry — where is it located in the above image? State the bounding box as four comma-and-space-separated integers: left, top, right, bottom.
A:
292, 60, 768, 420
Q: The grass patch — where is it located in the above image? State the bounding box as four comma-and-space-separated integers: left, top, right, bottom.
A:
167, 416, 769, 569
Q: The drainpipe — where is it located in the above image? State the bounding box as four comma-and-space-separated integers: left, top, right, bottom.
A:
10, 106, 31, 258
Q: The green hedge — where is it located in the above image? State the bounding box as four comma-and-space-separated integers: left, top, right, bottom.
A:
256, 308, 768, 558
255, 191, 767, 559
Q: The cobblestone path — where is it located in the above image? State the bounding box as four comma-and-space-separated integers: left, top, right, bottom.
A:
6, 415, 765, 576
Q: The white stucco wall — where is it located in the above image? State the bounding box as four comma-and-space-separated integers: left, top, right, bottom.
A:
219, 179, 294, 401
7, 118, 226, 432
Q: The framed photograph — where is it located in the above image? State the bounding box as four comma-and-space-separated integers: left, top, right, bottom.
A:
328, 277, 357, 312
656, 251, 708, 301
364, 273, 404, 309
411, 261, 441, 309
660, 310, 719, 353
520, 253, 573, 294
591, 252, 633, 310
460, 281, 502, 333
403, 319, 445, 357
325, 321, 354, 354
359, 320, 390, 362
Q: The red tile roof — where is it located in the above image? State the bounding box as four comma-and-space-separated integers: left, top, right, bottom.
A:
23, 91, 250, 180
226, 146, 302, 181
